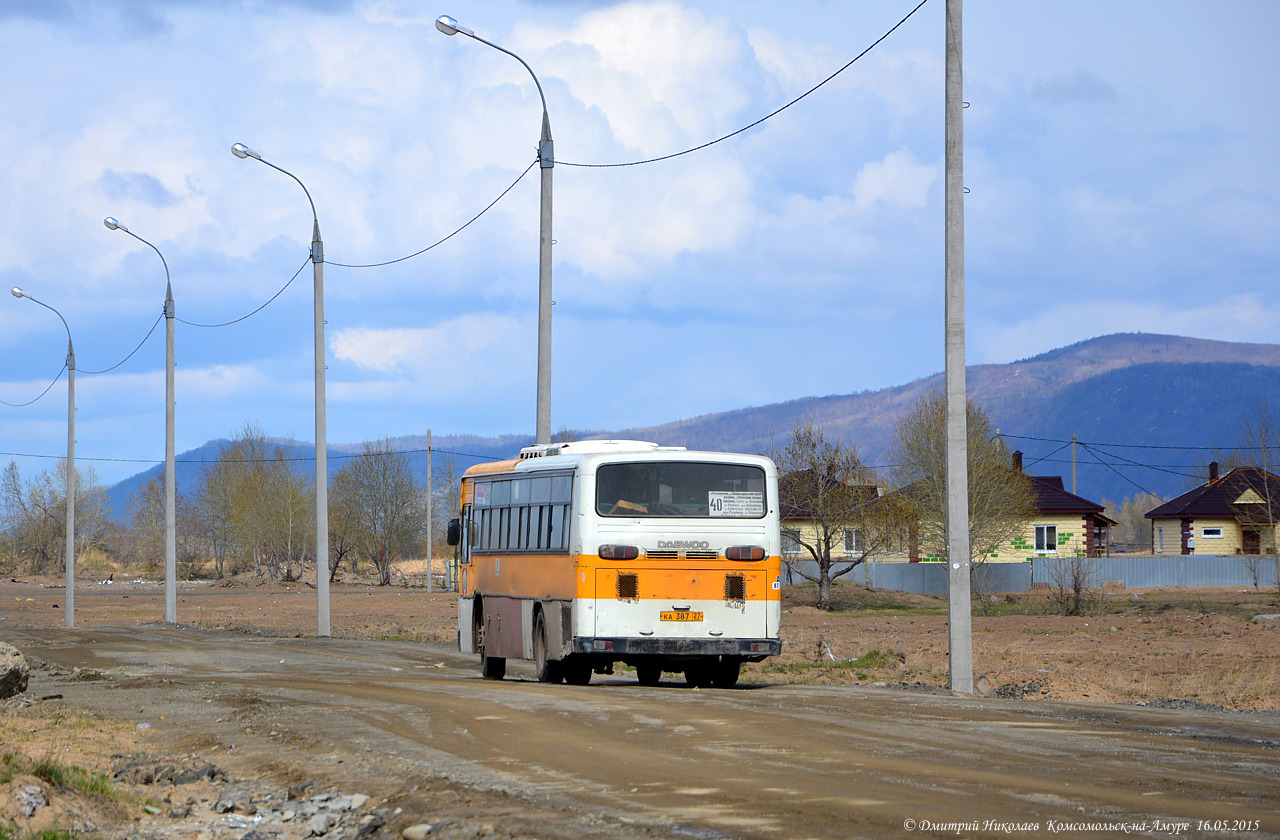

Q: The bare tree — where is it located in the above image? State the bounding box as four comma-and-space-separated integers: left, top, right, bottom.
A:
428, 452, 463, 588
1236, 399, 1280, 594
127, 476, 166, 572
327, 486, 358, 582
1046, 553, 1100, 615
192, 423, 313, 581
195, 448, 238, 579
0, 458, 108, 575
887, 392, 1037, 571
1102, 493, 1164, 553
771, 420, 889, 610
125, 476, 204, 578
329, 439, 425, 586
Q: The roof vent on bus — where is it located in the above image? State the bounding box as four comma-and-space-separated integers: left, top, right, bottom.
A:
518, 440, 685, 459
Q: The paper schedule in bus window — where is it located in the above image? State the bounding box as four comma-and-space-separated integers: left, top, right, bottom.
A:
707, 491, 764, 517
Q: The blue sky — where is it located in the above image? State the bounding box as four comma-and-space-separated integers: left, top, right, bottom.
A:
2, 0, 1278, 485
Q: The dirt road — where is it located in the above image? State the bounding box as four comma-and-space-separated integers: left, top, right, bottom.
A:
5, 625, 1278, 839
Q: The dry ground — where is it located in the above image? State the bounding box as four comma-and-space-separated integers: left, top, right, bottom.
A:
3, 567, 1280, 839
4, 565, 1279, 710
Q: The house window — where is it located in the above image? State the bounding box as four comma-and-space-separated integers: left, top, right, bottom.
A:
781, 528, 802, 557
1157, 527, 1164, 553
844, 528, 862, 554
1034, 525, 1057, 554
1202, 527, 1223, 539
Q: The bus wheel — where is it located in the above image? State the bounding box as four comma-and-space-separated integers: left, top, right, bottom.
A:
562, 656, 592, 686
476, 609, 505, 680
684, 663, 713, 688
711, 656, 741, 689
635, 662, 662, 687
533, 612, 562, 684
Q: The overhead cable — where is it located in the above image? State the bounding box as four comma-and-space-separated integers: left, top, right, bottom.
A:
79, 312, 165, 375
555, 0, 931, 169
178, 259, 309, 328
327, 160, 538, 269
0, 363, 68, 408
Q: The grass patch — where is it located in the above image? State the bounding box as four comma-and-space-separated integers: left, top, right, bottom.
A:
1, 828, 82, 840
783, 581, 947, 615
759, 647, 905, 683
24, 755, 115, 798
0, 752, 21, 784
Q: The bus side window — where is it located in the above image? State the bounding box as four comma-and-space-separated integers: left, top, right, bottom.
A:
549, 503, 568, 550
533, 506, 546, 550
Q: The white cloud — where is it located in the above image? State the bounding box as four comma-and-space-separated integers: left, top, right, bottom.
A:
851, 148, 936, 213
2, 0, 1279, 485
330, 313, 534, 402
972, 294, 1280, 366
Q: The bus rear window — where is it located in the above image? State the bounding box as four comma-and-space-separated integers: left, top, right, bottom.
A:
596, 462, 766, 518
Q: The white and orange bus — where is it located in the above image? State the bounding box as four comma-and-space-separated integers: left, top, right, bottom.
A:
446, 440, 782, 687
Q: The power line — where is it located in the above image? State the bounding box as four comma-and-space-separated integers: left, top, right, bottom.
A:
80, 311, 165, 375
0, 363, 67, 408
178, 259, 309, 328
0, 445, 499, 468
326, 160, 538, 269
555, 0, 931, 169
1023, 440, 1071, 470
1076, 442, 1160, 497
998, 432, 1271, 452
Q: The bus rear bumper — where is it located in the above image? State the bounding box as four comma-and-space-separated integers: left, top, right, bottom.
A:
574, 637, 781, 657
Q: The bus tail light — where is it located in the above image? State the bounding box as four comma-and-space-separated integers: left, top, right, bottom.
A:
725, 545, 765, 561
600, 544, 640, 560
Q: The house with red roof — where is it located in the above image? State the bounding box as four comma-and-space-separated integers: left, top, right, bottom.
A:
864, 452, 1115, 562
1145, 462, 1280, 555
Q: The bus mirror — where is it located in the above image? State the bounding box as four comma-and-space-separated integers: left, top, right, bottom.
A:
446, 519, 461, 546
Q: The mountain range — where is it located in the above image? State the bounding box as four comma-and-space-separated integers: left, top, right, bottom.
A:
107, 333, 1280, 519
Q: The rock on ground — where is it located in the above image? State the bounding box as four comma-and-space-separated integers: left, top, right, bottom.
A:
0, 642, 29, 698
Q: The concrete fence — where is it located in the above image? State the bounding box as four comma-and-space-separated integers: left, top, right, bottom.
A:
783, 554, 1280, 596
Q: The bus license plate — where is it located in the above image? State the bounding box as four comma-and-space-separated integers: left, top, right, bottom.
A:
660, 610, 703, 622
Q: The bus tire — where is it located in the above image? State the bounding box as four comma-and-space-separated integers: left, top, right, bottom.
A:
533, 612, 562, 684
562, 656, 592, 686
635, 662, 662, 687
711, 656, 741, 689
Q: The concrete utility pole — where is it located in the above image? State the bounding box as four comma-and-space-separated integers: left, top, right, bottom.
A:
104, 218, 178, 624
11, 287, 76, 627
436, 15, 554, 445
1071, 433, 1078, 495
944, 0, 974, 694
231, 143, 330, 637
426, 429, 434, 593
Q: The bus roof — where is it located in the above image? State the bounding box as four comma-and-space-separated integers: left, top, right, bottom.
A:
461, 441, 775, 479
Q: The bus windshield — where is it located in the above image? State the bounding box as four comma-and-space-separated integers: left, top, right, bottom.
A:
595, 461, 766, 518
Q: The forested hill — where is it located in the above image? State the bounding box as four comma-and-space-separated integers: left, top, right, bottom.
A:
108, 333, 1280, 517
608, 333, 1280, 504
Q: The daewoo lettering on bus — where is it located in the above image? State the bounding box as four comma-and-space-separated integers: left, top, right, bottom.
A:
446, 440, 782, 687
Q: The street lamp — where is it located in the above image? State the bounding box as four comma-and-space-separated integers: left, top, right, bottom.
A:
437, 14, 555, 444
104, 217, 178, 625
231, 142, 330, 637
11, 287, 76, 629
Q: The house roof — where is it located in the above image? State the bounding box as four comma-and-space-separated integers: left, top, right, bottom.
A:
1146, 467, 1280, 521
778, 469, 879, 520
1031, 476, 1115, 523
866, 474, 1116, 525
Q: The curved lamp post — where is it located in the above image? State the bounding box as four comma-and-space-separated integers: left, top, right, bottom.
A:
11, 287, 76, 629
437, 14, 554, 445
231, 143, 330, 637
104, 217, 178, 624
